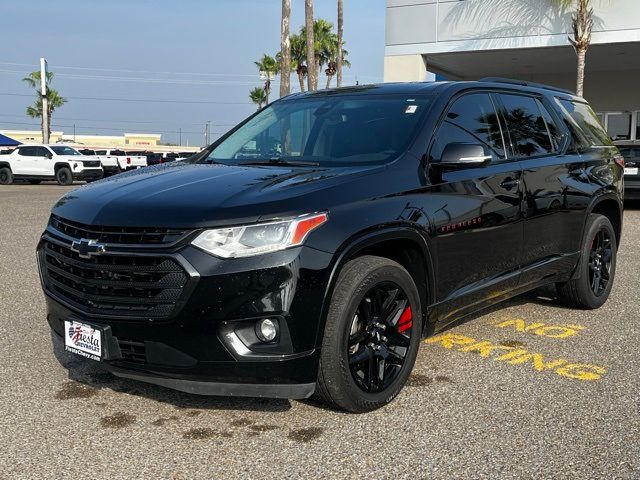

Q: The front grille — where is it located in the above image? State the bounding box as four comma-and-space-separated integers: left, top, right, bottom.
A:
118, 339, 147, 363
82, 160, 101, 168
41, 240, 189, 320
50, 215, 186, 245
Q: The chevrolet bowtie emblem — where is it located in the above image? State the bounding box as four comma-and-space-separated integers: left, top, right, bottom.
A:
70, 238, 106, 258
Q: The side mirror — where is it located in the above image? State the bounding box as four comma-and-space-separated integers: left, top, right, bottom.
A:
438, 143, 491, 167
45, 152, 53, 159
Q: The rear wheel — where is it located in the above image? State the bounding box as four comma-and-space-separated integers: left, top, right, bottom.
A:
0, 167, 12, 185
56, 167, 73, 186
315, 255, 422, 412
556, 214, 617, 309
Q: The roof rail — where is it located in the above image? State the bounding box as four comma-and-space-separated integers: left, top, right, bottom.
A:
478, 77, 575, 96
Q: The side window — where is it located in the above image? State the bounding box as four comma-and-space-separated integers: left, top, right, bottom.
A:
430, 93, 505, 162
499, 93, 554, 157
18, 147, 34, 156
536, 99, 563, 151
558, 99, 612, 147
35, 147, 50, 157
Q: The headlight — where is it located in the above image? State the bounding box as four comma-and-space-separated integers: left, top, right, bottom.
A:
192, 212, 328, 258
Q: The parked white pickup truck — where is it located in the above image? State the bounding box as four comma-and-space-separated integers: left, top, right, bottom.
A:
78, 149, 120, 176
0, 144, 103, 185
101, 149, 148, 171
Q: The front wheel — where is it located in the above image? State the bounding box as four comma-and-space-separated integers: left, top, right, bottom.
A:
56, 167, 73, 186
315, 255, 422, 412
0, 167, 13, 185
556, 214, 617, 309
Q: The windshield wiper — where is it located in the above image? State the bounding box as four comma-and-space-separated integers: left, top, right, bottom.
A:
239, 158, 320, 167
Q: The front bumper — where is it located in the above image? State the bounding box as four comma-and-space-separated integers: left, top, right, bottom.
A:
40, 231, 335, 397
73, 169, 103, 181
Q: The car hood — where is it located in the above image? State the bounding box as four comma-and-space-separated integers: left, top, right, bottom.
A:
52, 161, 381, 228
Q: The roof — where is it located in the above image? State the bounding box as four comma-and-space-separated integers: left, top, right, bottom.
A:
0, 133, 21, 146
284, 79, 577, 101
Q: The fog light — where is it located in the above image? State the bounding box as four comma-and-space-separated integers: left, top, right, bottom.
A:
256, 318, 278, 343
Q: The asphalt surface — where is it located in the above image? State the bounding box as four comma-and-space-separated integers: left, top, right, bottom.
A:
0, 183, 638, 479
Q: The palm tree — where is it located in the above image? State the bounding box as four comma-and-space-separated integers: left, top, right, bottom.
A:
301, 19, 338, 88
249, 87, 267, 110
305, 0, 317, 91
290, 33, 308, 92
552, 0, 593, 97
326, 47, 350, 89
280, 0, 291, 98
22, 71, 67, 141
336, 0, 344, 87
254, 54, 279, 104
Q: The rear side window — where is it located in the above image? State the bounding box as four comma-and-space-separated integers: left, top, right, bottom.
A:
558, 99, 612, 147
431, 93, 505, 162
498, 93, 555, 157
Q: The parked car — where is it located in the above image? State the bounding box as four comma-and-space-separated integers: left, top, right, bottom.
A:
0, 144, 103, 185
101, 149, 147, 171
38, 79, 623, 412
615, 143, 640, 199
78, 149, 119, 176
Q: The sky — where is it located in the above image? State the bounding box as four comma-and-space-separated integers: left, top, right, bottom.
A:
0, 0, 386, 147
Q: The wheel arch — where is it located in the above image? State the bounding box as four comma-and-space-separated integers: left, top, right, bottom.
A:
315, 226, 437, 347
585, 193, 623, 249
0, 161, 12, 171
54, 162, 71, 172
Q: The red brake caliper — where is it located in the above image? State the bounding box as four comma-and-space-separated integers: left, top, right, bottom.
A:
397, 306, 413, 333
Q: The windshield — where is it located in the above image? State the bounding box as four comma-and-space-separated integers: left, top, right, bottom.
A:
202, 95, 431, 167
51, 146, 81, 156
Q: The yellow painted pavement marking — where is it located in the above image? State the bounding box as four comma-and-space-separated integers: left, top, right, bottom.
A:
493, 318, 585, 339
425, 333, 606, 381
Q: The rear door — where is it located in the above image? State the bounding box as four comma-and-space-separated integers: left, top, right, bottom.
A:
494, 92, 584, 285
14, 146, 42, 174
426, 91, 524, 320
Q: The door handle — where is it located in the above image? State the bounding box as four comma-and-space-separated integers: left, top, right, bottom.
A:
500, 178, 520, 190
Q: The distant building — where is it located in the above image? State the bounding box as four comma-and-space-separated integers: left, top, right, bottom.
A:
0, 130, 199, 152
385, 0, 640, 143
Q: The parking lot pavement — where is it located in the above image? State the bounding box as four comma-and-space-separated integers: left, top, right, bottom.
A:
0, 184, 638, 479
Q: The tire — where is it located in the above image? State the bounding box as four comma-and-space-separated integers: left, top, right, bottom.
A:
556, 214, 617, 309
56, 167, 73, 186
0, 167, 12, 185
315, 255, 423, 413
28, 180, 41, 185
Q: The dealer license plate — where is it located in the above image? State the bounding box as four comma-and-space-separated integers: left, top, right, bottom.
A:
624, 167, 638, 176
64, 320, 102, 361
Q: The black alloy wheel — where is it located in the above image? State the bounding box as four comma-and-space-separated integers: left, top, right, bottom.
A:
556, 214, 617, 309
588, 226, 613, 297
347, 282, 413, 393
315, 255, 422, 412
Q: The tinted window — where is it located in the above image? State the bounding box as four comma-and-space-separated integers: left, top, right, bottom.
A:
558, 99, 612, 146
536, 99, 562, 151
206, 95, 432, 167
111, 150, 126, 156
430, 93, 505, 162
499, 94, 554, 157
50, 146, 81, 156
17, 147, 33, 156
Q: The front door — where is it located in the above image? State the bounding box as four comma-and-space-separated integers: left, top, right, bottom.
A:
424, 92, 524, 321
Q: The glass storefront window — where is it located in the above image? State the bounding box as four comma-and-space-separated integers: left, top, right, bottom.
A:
606, 112, 632, 141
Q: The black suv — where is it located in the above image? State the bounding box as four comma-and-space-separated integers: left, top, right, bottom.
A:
38, 79, 623, 412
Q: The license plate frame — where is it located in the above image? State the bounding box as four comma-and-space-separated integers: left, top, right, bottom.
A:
64, 320, 104, 361
624, 167, 638, 176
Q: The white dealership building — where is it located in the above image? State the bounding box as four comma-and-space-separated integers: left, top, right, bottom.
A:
384, 0, 640, 142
